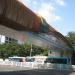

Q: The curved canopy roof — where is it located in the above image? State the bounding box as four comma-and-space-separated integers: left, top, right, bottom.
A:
0, 0, 73, 49
0, 0, 56, 33
0, 0, 41, 32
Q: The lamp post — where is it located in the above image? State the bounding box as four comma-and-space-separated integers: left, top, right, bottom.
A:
30, 43, 32, 57
29, 33, 33, 58
0, 35, 2, 44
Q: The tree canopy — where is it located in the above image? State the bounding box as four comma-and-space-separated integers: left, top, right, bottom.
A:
66, 32, 75, 64
66, 32, 75, 46
0, 42, 48, 59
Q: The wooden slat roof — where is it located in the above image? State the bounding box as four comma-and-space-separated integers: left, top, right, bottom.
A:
0, 0, 41, 32
0, 0, 73, 49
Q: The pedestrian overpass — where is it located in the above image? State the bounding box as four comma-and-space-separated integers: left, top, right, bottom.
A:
0, 0, 73, 69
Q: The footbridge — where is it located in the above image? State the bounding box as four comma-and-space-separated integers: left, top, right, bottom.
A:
0, 0, 73, 67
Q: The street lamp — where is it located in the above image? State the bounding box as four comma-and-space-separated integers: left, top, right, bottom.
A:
30, 43, 32, 57
0, 35, 2, 44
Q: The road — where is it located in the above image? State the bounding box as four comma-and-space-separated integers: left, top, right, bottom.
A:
0, 69, 75, 75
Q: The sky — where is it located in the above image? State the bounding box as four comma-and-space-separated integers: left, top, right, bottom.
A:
19, 0, 75, 36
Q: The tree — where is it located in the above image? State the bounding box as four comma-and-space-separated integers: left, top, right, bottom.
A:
0, 43, 20, 59
0, 44, 7, 59
66, 32, 75, 46
0, 42, 48, 59
66, 32, 75, 64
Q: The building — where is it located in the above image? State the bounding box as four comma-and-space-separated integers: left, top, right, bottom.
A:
0, 35, 17, 44
0, 0, 73, 69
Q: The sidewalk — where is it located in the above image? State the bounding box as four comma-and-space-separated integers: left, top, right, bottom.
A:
0, 65, 32, 72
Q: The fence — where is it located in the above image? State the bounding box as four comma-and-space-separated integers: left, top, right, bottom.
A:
0, 61, 73, 70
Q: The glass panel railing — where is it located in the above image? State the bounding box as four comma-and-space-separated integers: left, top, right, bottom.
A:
21, 32, 70, 50
37, 34, 70, 50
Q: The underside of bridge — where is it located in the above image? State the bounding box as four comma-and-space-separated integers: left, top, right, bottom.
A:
0, 0, 73, 50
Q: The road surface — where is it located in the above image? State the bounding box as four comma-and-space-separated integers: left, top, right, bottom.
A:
0, 69, 75, 75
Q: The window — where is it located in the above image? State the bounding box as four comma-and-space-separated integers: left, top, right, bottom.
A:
25, 58, 35, 62
5, 37, 18, 43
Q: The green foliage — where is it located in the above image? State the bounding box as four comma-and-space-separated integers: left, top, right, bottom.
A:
66, 32, 75, 46
71, 46, 75, 65
66, 32, 75, 64
74, 46, 75, 51
32, 45, 48, 56
0, 43, 48, 59
67, 32, 75, 41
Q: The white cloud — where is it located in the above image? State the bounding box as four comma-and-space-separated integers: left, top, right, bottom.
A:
32, 0, 37, 5
55, 0, 65, 6
37, 3, 61, 23
54, 15, 61, 21
37, 3, 55, 22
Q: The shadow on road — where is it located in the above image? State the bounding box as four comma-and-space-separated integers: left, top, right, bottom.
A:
0, 69, 75, 75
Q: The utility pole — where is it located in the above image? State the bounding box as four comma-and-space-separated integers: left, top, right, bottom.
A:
30, 42, 32, 57
0, 35, 2, 44
48, 46, 50, 56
